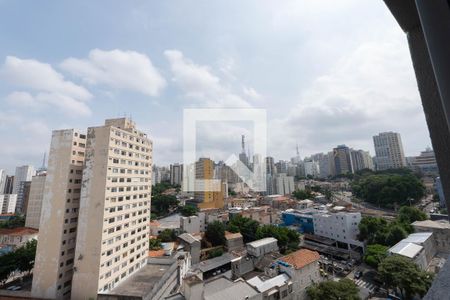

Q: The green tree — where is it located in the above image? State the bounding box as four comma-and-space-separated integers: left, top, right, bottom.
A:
255, 225, 300, 254
358, 216, 389, 245
158, 229, 177, 242
0, 215, 25, 229
0, 239, 37, 284
351, 170, 425, 208
307, 278, 360, 300
180, 205, 199, 217
363, 244, 388, 268
151, 194, 179, 217
385, 224, 407, 246
149, 238, 162, 250
292, 189, 313, 200
208, 248, 224, 259
397, 206, 427, 224
378, 255, 434, 299
205, 221, 226, 246
227, 215, 259, 243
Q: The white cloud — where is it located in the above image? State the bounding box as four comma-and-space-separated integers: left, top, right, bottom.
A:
164, 49, 251, 108
5, 91, 37, 107
60, 49, 166, 96
269, 28, 427, 159
1, 56, 92, 116
242, 86, 261, 100
1, 56, 92, 100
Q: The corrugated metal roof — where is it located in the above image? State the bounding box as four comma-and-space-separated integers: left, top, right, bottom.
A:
389, 241, 423, 258
247, 237, 277, 248
403, 232, 433, 244
247, 273, 291, 293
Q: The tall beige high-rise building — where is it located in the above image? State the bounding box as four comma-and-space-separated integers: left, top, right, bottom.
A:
32, 129, 86, 299
373, 132, 406, 171
194, 158, 224, 209
25, 174, 47, 229
71, 118, 152, 298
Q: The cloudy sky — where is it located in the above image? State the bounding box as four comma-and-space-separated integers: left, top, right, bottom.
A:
0, 0, 431, 173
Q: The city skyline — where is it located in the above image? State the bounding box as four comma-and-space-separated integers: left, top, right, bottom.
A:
0, 0, 432, 172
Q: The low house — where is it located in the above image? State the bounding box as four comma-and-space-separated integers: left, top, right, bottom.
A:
388, 232, 435, 270
0, 227, 38, 249
246, 238, 279, 258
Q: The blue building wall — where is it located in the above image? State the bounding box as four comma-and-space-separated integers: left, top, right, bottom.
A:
281, 212, 314, 234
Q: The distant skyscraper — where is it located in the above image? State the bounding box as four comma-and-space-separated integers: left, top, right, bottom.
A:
3, 175, 14, 194
12, 165, 35, 194
304, 159, 320, 178
16, 180, 31, 214
170, 163, 183, 186
333, 145, 354, 175
0, 169, 6, 194
265, 157, 276, 176
350, 150, 374, 172
239, 135, 249, 167
194, 158, 224, 209
25, 174, 46, 229
373, 132, 406, 170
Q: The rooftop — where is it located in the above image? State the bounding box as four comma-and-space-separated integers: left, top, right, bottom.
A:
247, 237, 277, 248
389, 241, 423, 259
279, 249, 320, 269
102, 263, 169, 298
412, 219, 450, 229
225, 231, 243, 240
196, 253, 234, 272
204, 277, 258, 300
247, 273, 291, 293
403, 232, 433, 244
178, 233, 200, 244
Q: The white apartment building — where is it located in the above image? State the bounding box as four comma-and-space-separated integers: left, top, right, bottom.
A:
313, 212, 364, 249
351, 150, 374, 171
25, 174, 46, 229
12, 165, 35, 194
32, 129, 86, 299
373, 132, 406, 170
274, 173, 295, 195
71, 118, 151, 299
304, 159, 320, 178
0, 194, 17, 214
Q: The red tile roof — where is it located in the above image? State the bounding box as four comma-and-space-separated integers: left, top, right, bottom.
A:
0, 227, 39, 236
280, 249, 320, 269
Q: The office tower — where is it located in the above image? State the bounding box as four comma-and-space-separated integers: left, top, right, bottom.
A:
0, 194, 17, 214
275, 160, 288, 174
194, 158, 224, 209
373, 131, 406, 171
0, 169, 6, 194
32, 129, 86, 299
25, 174, 47, 229
71, 118, 152, 298
170, 163, 183, 186
327, 151, 336, 177
12, 165, 35, 194
16, 181, 31, 214
274, 173, 295, 195
333, 145, 354, 175
3, 176, 14, 194
265, 157, 276, 176
350, 150, 374, 172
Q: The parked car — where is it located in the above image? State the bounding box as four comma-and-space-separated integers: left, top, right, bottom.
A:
354, 270, 363, 279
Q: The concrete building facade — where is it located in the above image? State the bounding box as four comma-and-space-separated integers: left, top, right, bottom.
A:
373, 132, 406, 171
333, 145, 354, 175
16, 180, 31, 214
170, 163, 183, 186
25, 174, 47, 229
32, 129, 86, 299
71, 118, 152, 299
12, 165, 35, 194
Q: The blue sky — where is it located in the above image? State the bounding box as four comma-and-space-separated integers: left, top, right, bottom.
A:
0, 0, 431, 173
